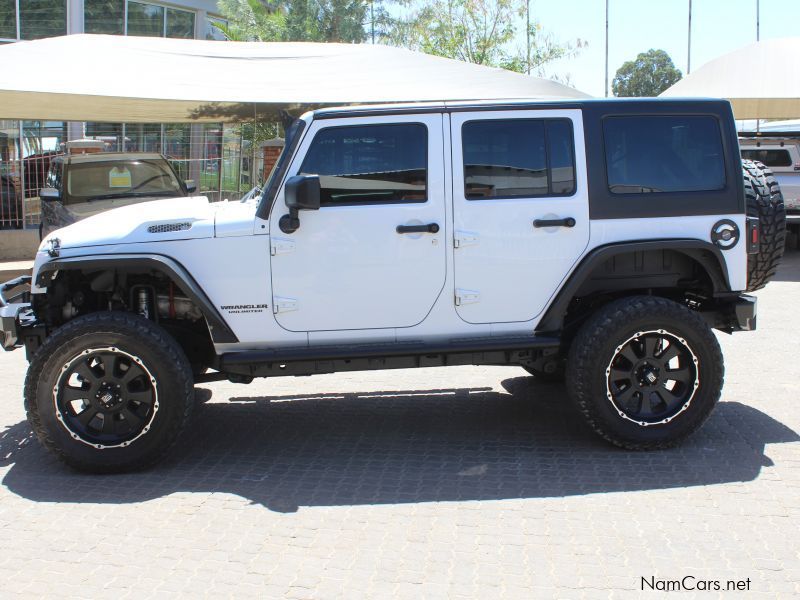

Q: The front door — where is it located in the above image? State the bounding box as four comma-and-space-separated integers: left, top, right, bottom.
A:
269, 114, 447, 332
449, 109, 590, 324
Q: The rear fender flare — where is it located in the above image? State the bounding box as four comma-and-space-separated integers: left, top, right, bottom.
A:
537, 239, 731, 333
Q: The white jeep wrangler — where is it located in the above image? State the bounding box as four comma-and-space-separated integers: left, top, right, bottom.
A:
0, 99, 783, 473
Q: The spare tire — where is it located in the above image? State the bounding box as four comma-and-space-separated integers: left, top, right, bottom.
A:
742, 159, 786, 291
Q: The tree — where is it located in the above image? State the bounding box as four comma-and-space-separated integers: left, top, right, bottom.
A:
382, 0, 583, 76
215, 0, 366, 43
612, 49, 682, 97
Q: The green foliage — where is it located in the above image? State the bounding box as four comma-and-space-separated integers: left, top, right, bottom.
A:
612, 49, 682, 97
381, 0, 584, 75
214, 0, 286, 41
214, 0, 366, 43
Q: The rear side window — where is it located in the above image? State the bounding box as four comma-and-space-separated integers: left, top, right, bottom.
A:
604, 115, 726, 194
462, 119, 575, 199
741, 148, 793, 168
299, 123, 427, 206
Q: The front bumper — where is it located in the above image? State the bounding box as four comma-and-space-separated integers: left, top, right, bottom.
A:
0, 275, 34, 351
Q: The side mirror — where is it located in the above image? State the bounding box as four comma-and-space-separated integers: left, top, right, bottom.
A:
280, 175, 321, 233
39, 187, 60, 201
185, 180, 197, 194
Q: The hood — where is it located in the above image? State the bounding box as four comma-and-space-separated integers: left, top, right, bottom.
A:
42, 196, 217, 250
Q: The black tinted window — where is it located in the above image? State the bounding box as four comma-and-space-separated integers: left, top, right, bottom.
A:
462, 119, 575, 199
604, 116, 726, 194
300, 124, 427, 206
741, 149, 793, 168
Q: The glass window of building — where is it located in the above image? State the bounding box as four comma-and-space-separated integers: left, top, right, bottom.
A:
85, 0, 125, 35
127, 1, 165, 37
20, 0, 67, 40
126, 1, 194, 38
166, 8, 194, 39
0, 0, 16, 40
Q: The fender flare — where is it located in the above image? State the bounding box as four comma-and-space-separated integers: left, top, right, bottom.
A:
35, 253, 238, 344
536, 239, 732, 333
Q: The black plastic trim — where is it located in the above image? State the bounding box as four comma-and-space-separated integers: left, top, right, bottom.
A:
536, 239, 732, 333
35, 254, 238, 344
221, 334, 559, 369
256, 118, 307, 221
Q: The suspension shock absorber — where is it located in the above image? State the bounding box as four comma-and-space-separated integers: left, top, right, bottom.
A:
137, 287, 151, 320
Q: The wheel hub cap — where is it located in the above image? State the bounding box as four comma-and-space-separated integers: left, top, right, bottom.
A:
605, 329, 700, 427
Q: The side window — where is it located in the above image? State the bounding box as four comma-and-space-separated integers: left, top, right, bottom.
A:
299, 123, 427, 206
604, 115, 726, 194
741, 148, 792, 168
462, 119, 576, 200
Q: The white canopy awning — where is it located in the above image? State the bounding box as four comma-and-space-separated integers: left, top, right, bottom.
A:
661, 37, 800, 119
0, 35, 590, 123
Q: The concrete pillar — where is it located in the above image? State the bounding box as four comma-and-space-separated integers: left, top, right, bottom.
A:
68, 0, 85, 34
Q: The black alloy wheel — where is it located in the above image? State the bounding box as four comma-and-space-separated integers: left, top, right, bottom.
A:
53, 347, 159, 449
605, 330, 698, 426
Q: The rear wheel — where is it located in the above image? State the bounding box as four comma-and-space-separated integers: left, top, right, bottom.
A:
566, 296, 723, 450
25, 312, 194, 473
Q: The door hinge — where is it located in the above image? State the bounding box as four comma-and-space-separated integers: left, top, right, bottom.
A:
453, 230, 479, 248
273, 297, 298, 314
455, 289, 480, 306
270, 238, 296, 256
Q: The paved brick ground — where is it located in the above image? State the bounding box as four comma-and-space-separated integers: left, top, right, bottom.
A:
1, 252, 799, 599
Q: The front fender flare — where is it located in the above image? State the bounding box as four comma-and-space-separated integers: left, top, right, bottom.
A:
35, 253, 237, 344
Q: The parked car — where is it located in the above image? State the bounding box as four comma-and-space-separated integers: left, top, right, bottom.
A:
0, 99, 786, 473
740, 137, 800, 245
38, 152, 195, 238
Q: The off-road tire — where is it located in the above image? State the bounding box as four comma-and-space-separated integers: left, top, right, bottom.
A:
24, 312, 194, 473
742, 160, 786, 291
566, 296, 723, 450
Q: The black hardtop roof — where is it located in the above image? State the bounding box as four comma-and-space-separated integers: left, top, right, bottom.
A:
313, 97, 733, 120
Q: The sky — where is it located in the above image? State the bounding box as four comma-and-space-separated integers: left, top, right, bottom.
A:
532, 0, 800, 97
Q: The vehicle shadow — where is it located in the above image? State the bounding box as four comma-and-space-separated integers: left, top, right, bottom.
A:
1, 377, 797, 512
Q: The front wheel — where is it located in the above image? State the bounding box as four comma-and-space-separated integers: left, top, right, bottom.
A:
25, 312, 194, 473
566, 296, 723, 450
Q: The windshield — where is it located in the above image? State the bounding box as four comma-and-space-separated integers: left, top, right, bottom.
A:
64, 159, 184, 204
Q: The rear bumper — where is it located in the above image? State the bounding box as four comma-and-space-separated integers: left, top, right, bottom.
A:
0, 275, 34, 351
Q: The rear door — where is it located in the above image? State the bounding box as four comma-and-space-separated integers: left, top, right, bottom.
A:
449, 109, 589, 324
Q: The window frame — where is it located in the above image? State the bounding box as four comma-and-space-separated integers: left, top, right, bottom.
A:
1, 0, 68, 42
460, 117, 577, 201
298, 122, 430, 208
602, 114, 728, 196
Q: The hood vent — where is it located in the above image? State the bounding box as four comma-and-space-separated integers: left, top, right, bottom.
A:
147, 222, 192, 234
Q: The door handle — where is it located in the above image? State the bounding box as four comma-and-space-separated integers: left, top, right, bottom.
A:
396, 223, 440, 234
533, 217, 576, 228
